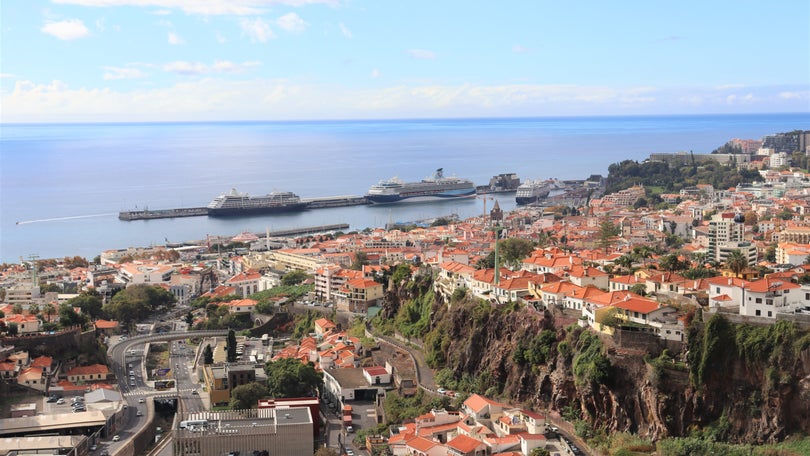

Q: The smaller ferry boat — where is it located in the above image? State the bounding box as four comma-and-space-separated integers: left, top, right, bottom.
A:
207, 188, 308, 216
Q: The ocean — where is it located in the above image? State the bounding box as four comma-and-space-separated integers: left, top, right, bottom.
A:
1, 113, 808, 263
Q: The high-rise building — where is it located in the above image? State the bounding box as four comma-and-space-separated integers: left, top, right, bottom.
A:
708, 213, 745, 263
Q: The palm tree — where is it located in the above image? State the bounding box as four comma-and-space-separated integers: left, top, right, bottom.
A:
725, 249, 749, 278
43, 303, 56, 322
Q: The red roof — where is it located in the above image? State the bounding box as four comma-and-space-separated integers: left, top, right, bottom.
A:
94, 319, 118, 329
447, 434, 484, 453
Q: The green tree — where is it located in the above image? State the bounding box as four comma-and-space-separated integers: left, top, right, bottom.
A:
265, 358, 322, 398
58, 303, 87, 328
103, 284, 176, 327
725, 249, 749, 277
314, 449, 340, 456
28, 304, 40, 316
41, 303, 55, 322
659, 254, 688, 272
530, 448, 551, 456
6, 323, 18, 336
497, 238, 535, 267
598, 219, 620, 254
351, 251, 369, 270
203, 344, 214, 364
227, 329, 237, 363
229, 382, 269, 409
66, 291, 103, 319
11, 304, 23, 315
185, 311, 194, 326
629, 284, 647, 296
281, 270, 309, 286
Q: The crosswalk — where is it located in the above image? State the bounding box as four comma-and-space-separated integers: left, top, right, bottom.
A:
123, 387, 198, 398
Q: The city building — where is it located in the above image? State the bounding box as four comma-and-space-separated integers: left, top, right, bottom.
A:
173, 408, 313, 456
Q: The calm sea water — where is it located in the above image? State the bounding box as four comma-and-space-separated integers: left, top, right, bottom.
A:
1, 113, 808, 263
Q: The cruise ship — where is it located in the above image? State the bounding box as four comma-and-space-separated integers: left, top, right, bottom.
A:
366, 168, 476, 204
515, 180, 553, 205
207, 188, 308, 216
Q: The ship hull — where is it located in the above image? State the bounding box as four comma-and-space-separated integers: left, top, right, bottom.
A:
207, 203, 309, 217
367, 188, 475, 204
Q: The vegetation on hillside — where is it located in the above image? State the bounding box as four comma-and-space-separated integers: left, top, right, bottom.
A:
605, 159, 762, 195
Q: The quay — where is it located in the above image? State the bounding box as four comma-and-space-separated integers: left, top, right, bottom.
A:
118, 207, 208, 220
265, 224, 350, 237
301, 195, 368, 208
118, 196, 370, 221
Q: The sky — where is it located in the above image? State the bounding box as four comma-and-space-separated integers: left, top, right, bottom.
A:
1, 0, 809, 122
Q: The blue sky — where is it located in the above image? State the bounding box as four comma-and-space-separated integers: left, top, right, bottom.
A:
1, 0, 808, 122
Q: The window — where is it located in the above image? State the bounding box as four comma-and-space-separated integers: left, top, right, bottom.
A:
768, 311, 772, 317
756, 298, 762, 303
766, 299, 773, 306
756, 310, 761, 316
716, 287, 720, 293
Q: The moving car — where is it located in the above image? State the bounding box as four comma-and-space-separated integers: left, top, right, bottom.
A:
138, 398, 145, 403
112, 435, 120, 442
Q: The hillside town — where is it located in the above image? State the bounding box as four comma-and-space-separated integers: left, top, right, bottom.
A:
2, 131, 810, 456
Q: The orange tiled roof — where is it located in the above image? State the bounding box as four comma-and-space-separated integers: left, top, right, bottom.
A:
30, 356, 52, 368
94, 319, 119, 329
447, 434, 484, 453
66, 364, 110, 376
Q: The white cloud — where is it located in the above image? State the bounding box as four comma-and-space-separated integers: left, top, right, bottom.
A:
103, 66, 147, 80
370, 68, 380, 79
716, 84, 746, 90
3, 80, 807, 123
407, 49, 436, 60
162, 60, 260, 75
240, 18, 275, 42
163, 61, 208, 75
779, 91, 808, 100
276, 13, 307, 33
212, 60, 261, 73
51, 0, 340, 16
168, 31, 184, 45
339, 22, 352, 38
151, 9, 172, 15
0, 73, 17, 79
41, 19, 90, 40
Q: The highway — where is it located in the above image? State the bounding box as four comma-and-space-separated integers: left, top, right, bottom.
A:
106, 329, 228, 455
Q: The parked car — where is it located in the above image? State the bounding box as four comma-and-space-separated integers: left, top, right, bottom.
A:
138, 398, 145, 403
136, 410, 143, 417
112, 435, 120, 442
436, 388, 446, 394
345, 449, 355, 456
346, 425, 354, 433
56, 398, 65, 405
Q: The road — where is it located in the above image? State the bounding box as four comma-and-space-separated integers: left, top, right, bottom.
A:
106, 329, 228, 455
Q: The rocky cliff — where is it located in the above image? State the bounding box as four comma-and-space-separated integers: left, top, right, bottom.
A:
398, 291, 810, 445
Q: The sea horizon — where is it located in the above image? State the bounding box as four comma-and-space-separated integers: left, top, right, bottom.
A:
2, 110, 807, 127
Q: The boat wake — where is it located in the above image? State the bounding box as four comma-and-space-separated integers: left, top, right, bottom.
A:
16, 213, 117, 225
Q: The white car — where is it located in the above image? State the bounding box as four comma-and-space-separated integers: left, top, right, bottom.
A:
138, 398, 145, 403
136, 410, 143, 417
436, 388, 446, 394
112, 435, 120, 442
56, 398, 65, 405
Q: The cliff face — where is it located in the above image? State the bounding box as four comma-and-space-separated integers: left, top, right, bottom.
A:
421, 298, 810, 444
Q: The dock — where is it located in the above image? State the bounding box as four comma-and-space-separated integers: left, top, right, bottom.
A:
118, 196, 370, 221
301, 195, 369, 208
118, 207, 208, 221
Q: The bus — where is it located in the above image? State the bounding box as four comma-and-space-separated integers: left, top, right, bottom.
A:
179, 419, 209, 429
